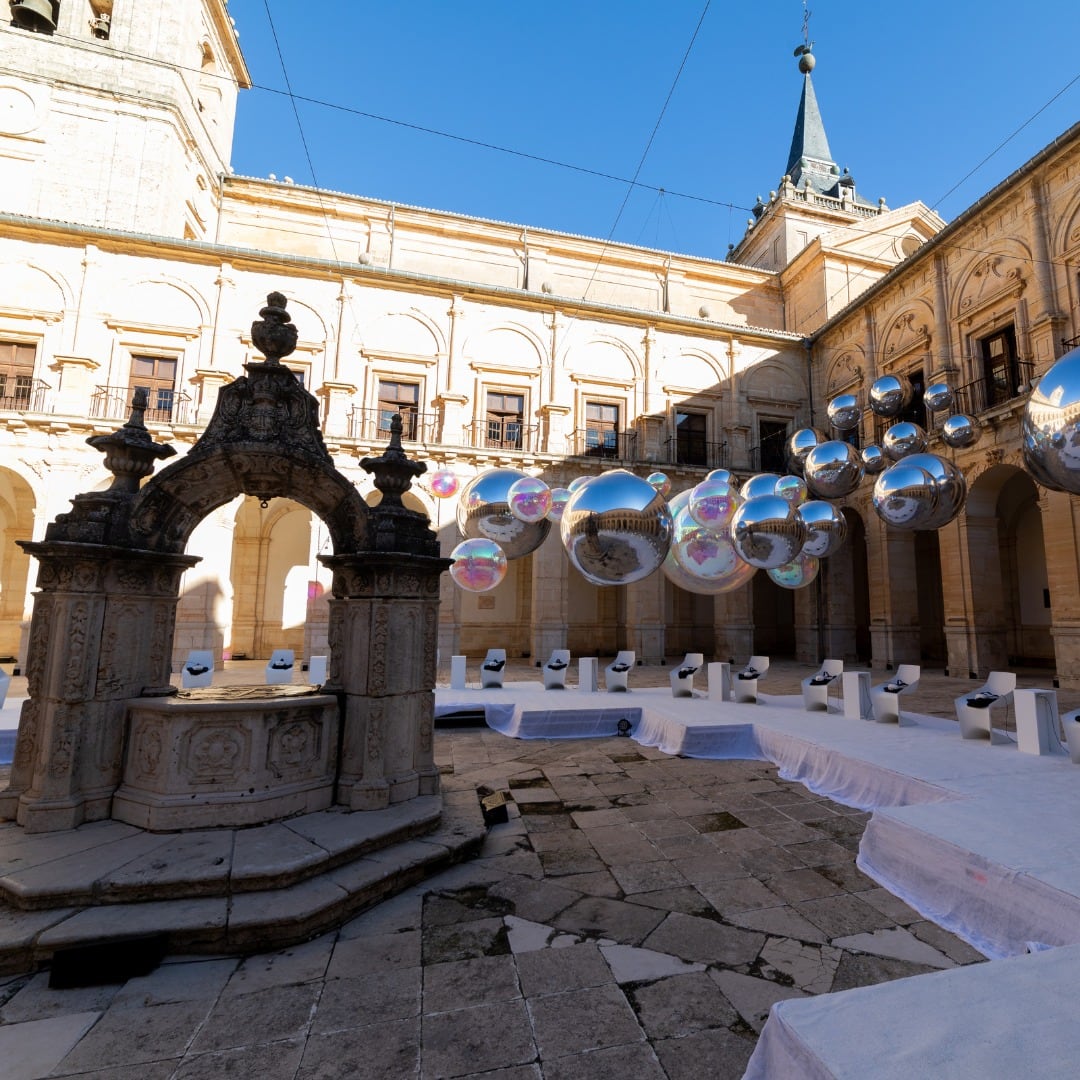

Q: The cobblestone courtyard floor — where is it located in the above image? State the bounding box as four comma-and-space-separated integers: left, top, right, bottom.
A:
0, 721, 984, 1079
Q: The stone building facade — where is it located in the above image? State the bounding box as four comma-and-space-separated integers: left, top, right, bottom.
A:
1, 1, 1078, 682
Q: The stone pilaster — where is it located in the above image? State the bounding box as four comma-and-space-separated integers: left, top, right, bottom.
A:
529, 530, 570, 661
316, 380, 358, 439
866, 520, 921, 671
49, 355, 100, 416
624, 573, 666, 664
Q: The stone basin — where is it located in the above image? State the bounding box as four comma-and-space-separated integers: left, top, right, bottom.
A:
112, 685, 340, 831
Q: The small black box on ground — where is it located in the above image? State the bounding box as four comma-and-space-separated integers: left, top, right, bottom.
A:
480, 790, 510, 826
48, 933, 168, 989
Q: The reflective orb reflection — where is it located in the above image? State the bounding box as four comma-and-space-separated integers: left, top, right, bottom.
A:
1021, 347, 1080, 489
827, 394, 861, 432
688, 477, 741, 530
706, 468, 735, 485
768, 551, 820, 590
449, 538, 508, 592
457, 468, 552, 559
546, 487, 572, 522
869, 373, 913, 417
901, 452, 967, 529
646, 471, 672, 497
560, 469, 674, 586
430, 467, 459, 499
671, 505, 744, 581
797, 500, 848, 557
507, 476, 552, 523
924, 382, 955, 413
883, 421, 928, 460
741, 473, 781, 501
941, 413, 978, 449
730, 494, 807, 569
568, 476, 591, 493
774, 474, 809, 506
871, 462, 939, 529
803, 440, 864, 499
861, 444, 887, 475
786, 428, 827, 476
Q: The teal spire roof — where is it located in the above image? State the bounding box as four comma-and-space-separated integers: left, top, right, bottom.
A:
785, 73, 834, 182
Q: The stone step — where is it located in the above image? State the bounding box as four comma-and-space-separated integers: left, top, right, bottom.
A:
0, 791, 486, 975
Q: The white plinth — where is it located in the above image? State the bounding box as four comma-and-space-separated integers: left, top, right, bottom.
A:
843, 671, 873, 720
1014, 688, 1059, 756
307, 655, 328, 684
450, 655, 467, 691
708, 662, 731, 702
579, 657, 598, 693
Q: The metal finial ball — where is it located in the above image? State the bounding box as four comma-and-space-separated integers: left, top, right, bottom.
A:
798, 51, 815, 73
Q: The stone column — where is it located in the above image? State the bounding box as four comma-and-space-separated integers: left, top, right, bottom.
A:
0, 543, 196, 832
530, 530, 569, 661
712, 585, 754, 662
49, 355, 101, 415
316, 380, 358, 438
1040, 489, 1080, 688
192, 370, 234, 426
322, 552, 446, 810
624, 573, 666, 664
866, 519, 920, 670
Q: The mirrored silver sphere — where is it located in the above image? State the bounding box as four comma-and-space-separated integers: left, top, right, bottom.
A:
827, 394, 862, 432
560, 469, 673, 586
786, 428, 827, 476
1021, 347, 1080, 493
861, 444, 887, 475
705, 468, 734, 485
900, 453, 967, 529
797, 500, 848, 557
871, 462, 939, 530
869, 373, 914, 418
774, 474, 809, 506
457, 468, 552, 559
730, 494, 807, 569
803, 440, 864, 499
670, 504, 756, 592
941, 413, 978, 449
882, 421, 928, 461
923, 382, 955, 413
768, 551, 820, 590
740, 473, 781, 501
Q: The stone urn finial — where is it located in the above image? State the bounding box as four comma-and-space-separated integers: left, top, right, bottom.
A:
360, 412, 426, 508
86, 388, 176, 493
251, 291, 298, 365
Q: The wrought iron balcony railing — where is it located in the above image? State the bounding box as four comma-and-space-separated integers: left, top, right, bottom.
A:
90, 385, 192, 425
347, 406, 438, 444
0, 378, 50, 413
462, 419, 539, 454
569, 428, 639, 461
667, 437, 729, 470
951, 361, 1035, 417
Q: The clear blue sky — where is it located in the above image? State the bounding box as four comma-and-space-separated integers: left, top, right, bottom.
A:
226, 1, 1080, 261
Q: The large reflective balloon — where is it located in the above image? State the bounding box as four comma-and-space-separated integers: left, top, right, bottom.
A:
871, 462, 939, 529
730, 494, 807, 569
869, 373, 914, 418
449, 538, 507, 592
768, 552, 820, 590
671, 505, 753, 586
882, 421, 928, 461
901, 452, 968, 529
941, 413, 978, 449
827, 394, 861, 432
741, 473, 781, 501
457, 468, 551, 559
568, 476, 592, 493
803, 440, 864, 499
774, 474, 809, 506
662, 541, 757, 595
507, 476, 551, 523
561, 469, 673, 586
862, 444, 887, 475
688, 477, 741, 530
924, 382, 955, 413
797, 500, 848, 557
786, 428, 827, 476
647, 471, 671, 497
430, 467, 459, 499
546, 487, 572, 522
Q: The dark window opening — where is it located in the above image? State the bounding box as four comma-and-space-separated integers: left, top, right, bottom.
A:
757, 419, 788, 473
129, 355, 178, 422
377, 380, 420, 440
0, 341, 35, 408
675, 410, 708, 466
980, 326, 1019, 408
585, 401, 619, 457
486, 391, 524, 449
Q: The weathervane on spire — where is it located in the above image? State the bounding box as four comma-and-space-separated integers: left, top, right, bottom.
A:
794, 1, 815, 72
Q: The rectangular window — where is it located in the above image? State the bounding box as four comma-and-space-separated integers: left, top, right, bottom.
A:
896, 368, 927, 428
0, 341, 35, 408
757, 419, 788, 473
377, 379, 419, 440
675, 410, 708, 467
585, 401, 620, 457
129, 355, 178, 422
980, 326, 1019, 408
486, 391, 524, 449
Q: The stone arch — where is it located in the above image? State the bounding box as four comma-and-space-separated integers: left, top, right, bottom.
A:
951, 241, 1033, 324
824, 346, 866, 397
111, 276, 211, 328
462, 322, 546, 370
0, 465, 36, 659
675, 348, 727, 388
361, 309, 446, 357
0, 260, 72, 315
564, 335, 643, 382
742, 359, 805, 403
879, 300, 935, 367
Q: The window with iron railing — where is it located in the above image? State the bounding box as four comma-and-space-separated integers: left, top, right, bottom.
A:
980, 327, 1019, 409
377, 379, 420, 440
756, 419, 789, 473
129, 355, 179, 423
674, 410, 708, 467
485, 391, 525, 450
0, 341, 36, 409
584, 401, 620, 457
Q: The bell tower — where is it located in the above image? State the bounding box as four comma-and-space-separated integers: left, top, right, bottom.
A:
0, 0, 250, 239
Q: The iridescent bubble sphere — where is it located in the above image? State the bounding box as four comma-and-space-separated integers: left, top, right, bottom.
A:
546, 487, 572, 522
647, 471, 671, 497
797, 500, 848, 557
741, 473, 781, 501
862, 444, 887, 475
449, 538, 508, 593
900, 453, 968, 529
507, 476, 552, 523
730, 494, 807, 569
869, 373, 914, 418
688, 477, 741, 530
941, 413, 978, 449
883, 421, 928, 461
827, 394, 861, 432
662, 541, 756, 595
774, 474, 809, 506
803, 440, 864, 499
560, 469, 674, 586
568, 476, 591, 493
768, 551, 820, 590
457, 468, 551, 560
671, 505, 745, 581
871, 463, 939, 530
786, 428, 828, 476
924, 382, 955, 413
430, 467, 459, 499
